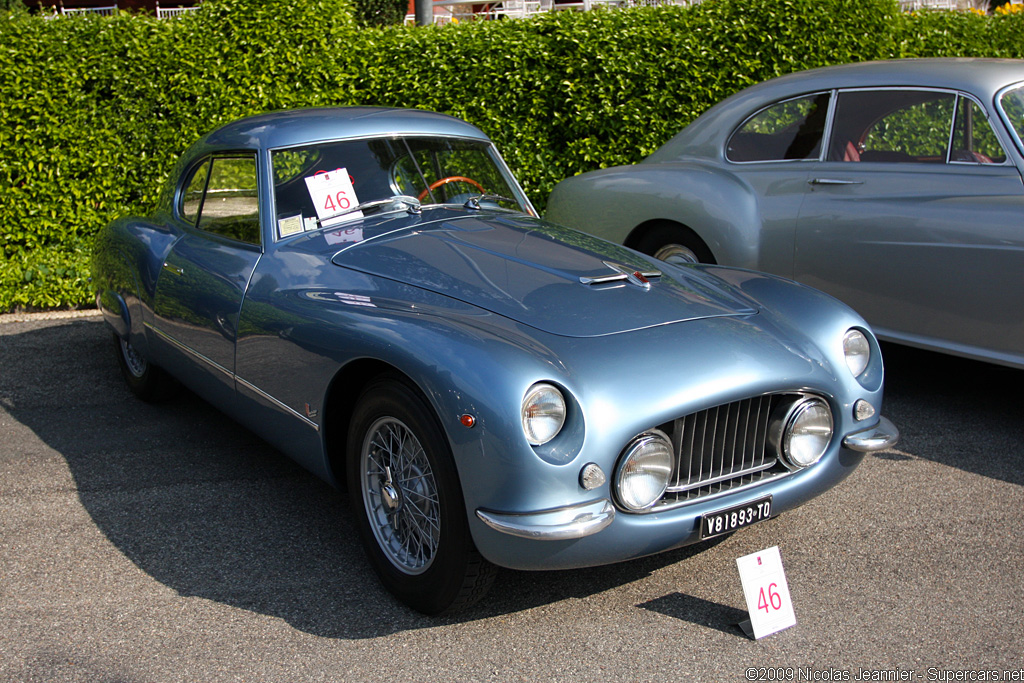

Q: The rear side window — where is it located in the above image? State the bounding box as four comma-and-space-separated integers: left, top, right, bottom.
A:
829, 89, 956, 163
727, 93, 830, 162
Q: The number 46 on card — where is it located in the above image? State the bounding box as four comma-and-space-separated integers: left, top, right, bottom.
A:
735, 546, 796, 639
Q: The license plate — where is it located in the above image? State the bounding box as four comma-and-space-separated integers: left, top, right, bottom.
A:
700, 495, 772, 540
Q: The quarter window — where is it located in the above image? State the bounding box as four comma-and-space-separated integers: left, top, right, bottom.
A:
727, 93, 830, 162
180, 159, 210, 223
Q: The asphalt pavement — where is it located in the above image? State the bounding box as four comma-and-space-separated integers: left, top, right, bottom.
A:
1, 314, 1021, 682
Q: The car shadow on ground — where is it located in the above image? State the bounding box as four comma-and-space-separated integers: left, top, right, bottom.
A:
877, 341, 1023, 486
2, 319, 737, 640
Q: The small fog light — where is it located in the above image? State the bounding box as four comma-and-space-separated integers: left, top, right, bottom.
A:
580, 463, 606, 490
854, 400, 876, 421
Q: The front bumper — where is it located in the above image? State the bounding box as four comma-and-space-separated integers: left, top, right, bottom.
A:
470, 415, 897, 569
842, 416, 900, 453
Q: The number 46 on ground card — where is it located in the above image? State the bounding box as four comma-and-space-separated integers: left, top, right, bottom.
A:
736, 546, 796, 639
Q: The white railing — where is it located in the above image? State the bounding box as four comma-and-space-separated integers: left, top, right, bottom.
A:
62, 5, 117, 15
156, 5, 200, 18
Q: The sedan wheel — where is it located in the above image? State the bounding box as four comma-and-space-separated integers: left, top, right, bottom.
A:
653, 243, 700, 266
347, 376, 495, 614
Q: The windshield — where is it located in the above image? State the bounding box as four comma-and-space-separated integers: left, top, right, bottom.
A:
271, 136, 526, 238
998, 84, 1024, 154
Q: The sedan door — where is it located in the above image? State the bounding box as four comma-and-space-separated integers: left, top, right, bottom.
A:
793, 89, 1024, 363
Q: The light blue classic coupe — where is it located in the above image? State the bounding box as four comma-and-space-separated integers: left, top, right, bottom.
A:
547, 59, 1024, 370
93, 108, 898, 614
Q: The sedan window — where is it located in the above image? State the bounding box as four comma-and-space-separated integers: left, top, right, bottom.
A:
998, 84, 1024, 154
726, 93, 830, 162
830, 90, 956, 163
950, 97, 1006, 164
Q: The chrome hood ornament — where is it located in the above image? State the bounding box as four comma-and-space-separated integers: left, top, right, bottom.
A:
579, 261, 662, 290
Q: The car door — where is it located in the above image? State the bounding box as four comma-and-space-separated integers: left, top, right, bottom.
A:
793, 88, 1024, 360
724, 91, 830, 274
151, 154, 263, 402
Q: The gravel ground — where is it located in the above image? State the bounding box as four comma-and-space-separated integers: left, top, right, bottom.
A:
1, 316, 1021, 682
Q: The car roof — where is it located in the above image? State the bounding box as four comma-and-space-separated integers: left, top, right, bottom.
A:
197, 107, 491, 152
648, 58, 1024, 162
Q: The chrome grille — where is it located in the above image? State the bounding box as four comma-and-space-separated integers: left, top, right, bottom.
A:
656, 393, 799, 510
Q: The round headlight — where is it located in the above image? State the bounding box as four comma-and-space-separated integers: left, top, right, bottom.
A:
784, 398, 833, 468
521, 383, 566, 446
843, 329, 871, 378
615, 431, 673, 511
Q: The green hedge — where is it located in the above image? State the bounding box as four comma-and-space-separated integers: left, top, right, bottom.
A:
1, 0, 1022, 311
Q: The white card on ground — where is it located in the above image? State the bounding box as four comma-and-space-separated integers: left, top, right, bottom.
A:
735, 545, 796, 639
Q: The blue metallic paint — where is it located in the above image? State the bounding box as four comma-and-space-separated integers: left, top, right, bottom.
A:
94, 107, 895, 579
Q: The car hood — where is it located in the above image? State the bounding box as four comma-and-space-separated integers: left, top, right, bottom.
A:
330, 213, 757, 337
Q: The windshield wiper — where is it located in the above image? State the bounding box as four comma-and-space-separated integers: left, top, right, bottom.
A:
321, 195, 421, 226
463, 193, 518, 211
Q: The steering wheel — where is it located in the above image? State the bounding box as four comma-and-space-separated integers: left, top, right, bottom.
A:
417, 175, 485, 202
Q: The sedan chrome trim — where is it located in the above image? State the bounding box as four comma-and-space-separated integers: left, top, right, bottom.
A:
842, 416, 899, 453
476, 499, 615, 540
809, 178, 864, 185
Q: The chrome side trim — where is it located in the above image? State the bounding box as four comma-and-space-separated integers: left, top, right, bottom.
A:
842, 416, 899, 453
476, 499, 615, 540
235, 376, 320, 432
145, 322, 320, 433
145, 322, 233, 380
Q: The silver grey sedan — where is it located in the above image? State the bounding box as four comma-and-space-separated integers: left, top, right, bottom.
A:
546, 59, 1024, 369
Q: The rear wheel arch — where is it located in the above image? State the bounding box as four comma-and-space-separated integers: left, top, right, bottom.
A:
627, 219, 717, 265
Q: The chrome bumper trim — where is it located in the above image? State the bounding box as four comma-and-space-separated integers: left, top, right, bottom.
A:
476, 499, 615, 540
842, 416, 899, 453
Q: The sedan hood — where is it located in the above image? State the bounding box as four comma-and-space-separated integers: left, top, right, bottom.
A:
330, 214, 757, 337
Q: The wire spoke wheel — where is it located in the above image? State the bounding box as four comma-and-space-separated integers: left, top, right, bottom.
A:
347, 376, 496, 614
361, 417, 441, 574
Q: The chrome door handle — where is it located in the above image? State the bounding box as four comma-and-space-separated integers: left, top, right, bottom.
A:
809, 178, 864, 186
162, 262, 184, 276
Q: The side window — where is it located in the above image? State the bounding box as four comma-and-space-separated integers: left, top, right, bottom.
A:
179, 159, 210, 223
830, 89, 956, 163
196, 156, 261, 245
950, 97, 1007, 164
726, 93, 830, 162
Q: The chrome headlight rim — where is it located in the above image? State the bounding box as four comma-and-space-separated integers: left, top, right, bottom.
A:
770, 395, 835, 471
775, 396, 833, 470
843, 328, 871, 378
614, 429, 674, 512
521, 382, 567, 446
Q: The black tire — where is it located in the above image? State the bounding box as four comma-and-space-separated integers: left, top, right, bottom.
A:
346, 375, 496, 615
112, 333, 176, 402
636, 222, 716, 265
